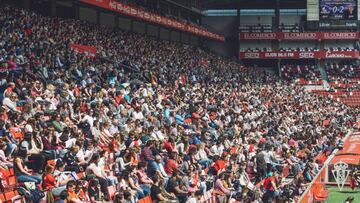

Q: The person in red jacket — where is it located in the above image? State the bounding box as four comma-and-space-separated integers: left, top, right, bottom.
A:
42, 165, 56, 190
262, 168, 279, 202
164, 152, 178, 176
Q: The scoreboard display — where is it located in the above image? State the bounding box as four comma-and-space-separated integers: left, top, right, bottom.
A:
320, 0, 357, 20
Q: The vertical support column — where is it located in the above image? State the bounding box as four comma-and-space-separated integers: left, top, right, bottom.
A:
278, 59, 281, 77
319, 40, 325, 79
319, 40, 324, 51
158, 26, 161, 40
156, 0, 160, 9
115, 16, 119, 29
237, 8, 241, 61
74, 0, 80, 20
167, 3, 171, 15
169, 30, 172, 42
24, 0, 30, 9
96, 10, 100, 25
274, 0, 280, 53
130, 19, 134, 32
51, 0, 57, 17
145, 23, 148, 35
198, 37, 204, 48
318, 59, 322, 68
271, 40, 279, 51
275, 0, 280, 31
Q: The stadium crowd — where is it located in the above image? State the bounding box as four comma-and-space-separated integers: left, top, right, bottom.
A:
280, 63, 321, 81
0, 5, 359, 203
326, 62, 360, 80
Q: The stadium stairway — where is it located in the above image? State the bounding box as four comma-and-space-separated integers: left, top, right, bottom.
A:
318, 66, 329, 82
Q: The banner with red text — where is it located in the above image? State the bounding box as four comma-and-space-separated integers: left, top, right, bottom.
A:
69, 44, 97, 57
239, 51, 359, 59
239, 32, 359, 40
80, 0, 224, 41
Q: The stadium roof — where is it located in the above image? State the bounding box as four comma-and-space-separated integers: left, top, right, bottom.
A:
200, 0, 306, 10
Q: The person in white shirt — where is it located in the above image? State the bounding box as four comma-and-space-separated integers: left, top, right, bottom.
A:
90, 120, 101, 141
209, 141, 224, 157
109, 119, 119, 135
132, 108, 144, 121
151, 128, 165, 141
52, 162, 72, 196
81, 113, 95, 127
195, 144, 212, 167
2, 93, 20, 113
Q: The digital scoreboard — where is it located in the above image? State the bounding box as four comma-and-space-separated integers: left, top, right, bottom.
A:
307, 0, 358, 28
320, 0, 357, 20
314, 0, 359, 28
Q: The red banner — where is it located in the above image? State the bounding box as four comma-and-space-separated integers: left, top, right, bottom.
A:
80, 0, 224, 41
281, 32, 319, 40
239, 32, 359, 40
336, 132, 360, 155
239, 51, 359, 59
69, 44, 97, 57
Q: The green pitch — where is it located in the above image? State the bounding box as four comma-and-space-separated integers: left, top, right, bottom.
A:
326, 186, 360, 203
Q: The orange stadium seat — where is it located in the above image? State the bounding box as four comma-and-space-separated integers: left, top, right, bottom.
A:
0, 193, 5, 202
138, 196, 152, 203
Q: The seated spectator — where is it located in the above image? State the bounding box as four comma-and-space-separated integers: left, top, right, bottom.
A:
66, 180, 84, 203
136, 162, 153, 186
87, 178, 104, 203
43, 165, 56, 190
166, 171, 189, 203
20, 132, 47, 173
164, 152, 179, 176
52, 161, 72, 196
0, 120, 17, 158
54, 190, 69, 203
86, 153, 110, 200
215, 172, 233, 197
151, 175, 178, 203
14, 148, 41, 184
0, 141, 13, 168
64, 145, 83, 172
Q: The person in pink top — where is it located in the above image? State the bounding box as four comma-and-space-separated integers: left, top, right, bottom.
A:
7, 56, 17, 70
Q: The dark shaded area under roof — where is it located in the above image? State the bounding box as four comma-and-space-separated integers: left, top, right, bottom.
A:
200, 0, 306, 10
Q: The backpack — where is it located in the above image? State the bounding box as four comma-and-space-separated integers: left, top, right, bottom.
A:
18, 186, 45, 203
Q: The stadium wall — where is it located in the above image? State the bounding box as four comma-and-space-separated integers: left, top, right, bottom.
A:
202, 16, 238, 57
279, 15, 302, 25
79, 7, 97, 24
133, 21, 146, 34
5, 0, 214, 53
73, 2, 202, 46
99, 12, 115, 27
118, 17, 131, 31
240, 16, 273, 25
